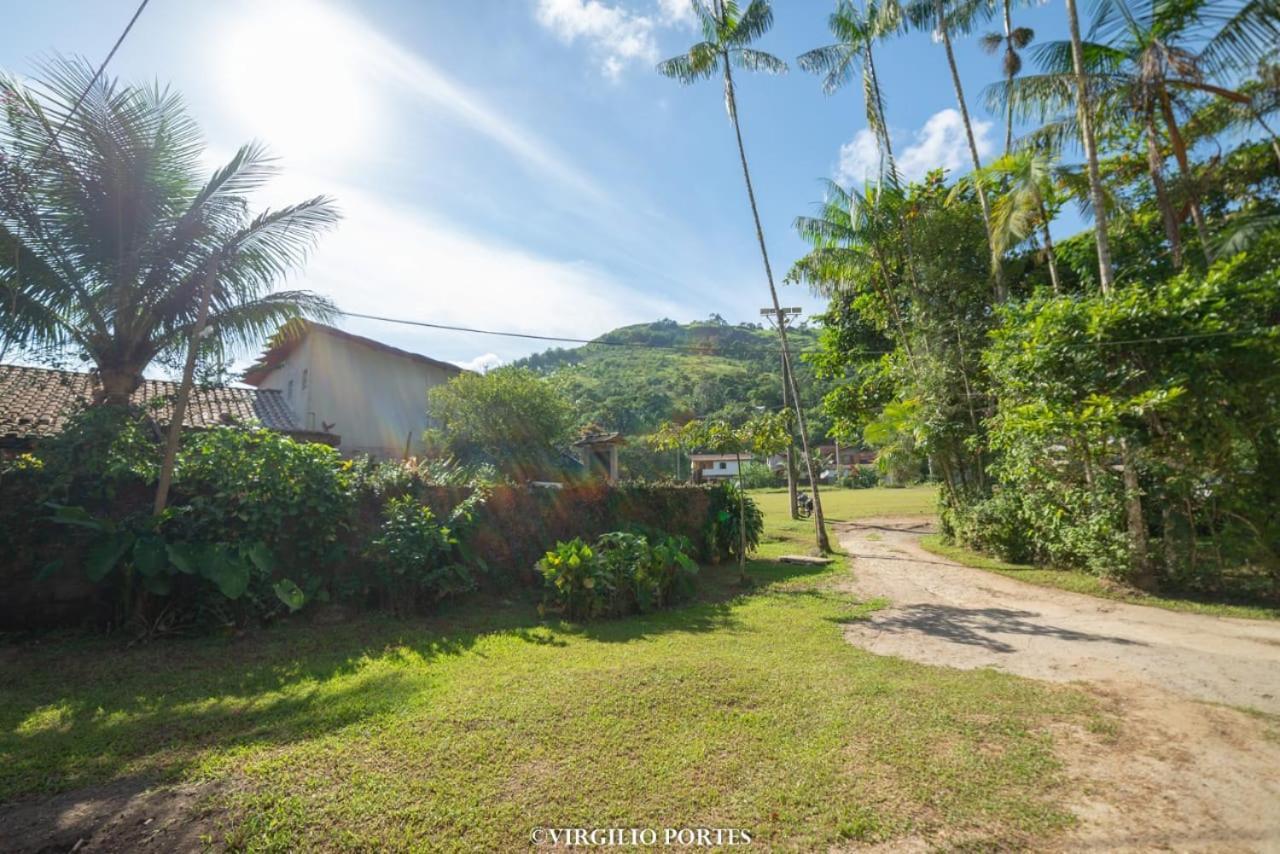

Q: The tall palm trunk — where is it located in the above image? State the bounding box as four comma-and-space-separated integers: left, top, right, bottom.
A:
936, 0, 1006, 303
864, 43, 897, 182
723, 58, 831, 553
1065, 0, 1115, 293
1145, 106, 1184, 268
1002, 0, 1015, 154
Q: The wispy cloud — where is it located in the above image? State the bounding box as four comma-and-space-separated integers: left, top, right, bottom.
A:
457, 353, 505, 373
534, 0, 696, 80
835, 108, 994, 186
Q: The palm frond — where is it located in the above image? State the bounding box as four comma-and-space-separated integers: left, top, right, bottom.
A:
732, 48, 788, 75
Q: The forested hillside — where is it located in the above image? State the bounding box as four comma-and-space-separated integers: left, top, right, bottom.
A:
515, 316, 835, 440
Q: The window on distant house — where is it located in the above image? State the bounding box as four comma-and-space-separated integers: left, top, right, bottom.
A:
718, 461, 727, 469
302, 369, 308, 390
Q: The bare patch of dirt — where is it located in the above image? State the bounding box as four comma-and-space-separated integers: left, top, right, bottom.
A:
0, 777, 227, 853
838, 518, 1280, 852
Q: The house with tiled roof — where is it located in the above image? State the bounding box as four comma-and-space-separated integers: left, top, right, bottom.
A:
0, 364, 336, 452
243, 322, 464, 459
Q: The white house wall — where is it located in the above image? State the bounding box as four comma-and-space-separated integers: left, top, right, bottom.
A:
256, 330, 458, 459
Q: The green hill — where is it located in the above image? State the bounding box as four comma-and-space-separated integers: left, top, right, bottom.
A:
515, 316, 834, 447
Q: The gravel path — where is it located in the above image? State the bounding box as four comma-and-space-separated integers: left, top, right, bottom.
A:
838, 518, 1280, 853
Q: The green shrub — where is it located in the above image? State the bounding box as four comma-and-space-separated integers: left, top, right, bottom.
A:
838, 465, 879, 489
705, 482, 763, 562
364, 496, 477, 613
537, 531, 698, 620
738, 461, 780, 489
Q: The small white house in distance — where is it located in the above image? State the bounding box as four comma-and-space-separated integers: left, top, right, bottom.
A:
244, 321, 464, 459
689, 452, 753, 481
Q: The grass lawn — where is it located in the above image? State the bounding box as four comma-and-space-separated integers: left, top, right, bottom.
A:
749, 484, 937, 549
0, 486, 1101, 851
919, 535, 1280, 622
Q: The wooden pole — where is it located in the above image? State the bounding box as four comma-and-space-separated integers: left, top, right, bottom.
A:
153, 260, 218, 516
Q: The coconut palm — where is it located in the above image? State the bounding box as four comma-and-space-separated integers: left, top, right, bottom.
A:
979, 0, 1035, 154
995, 0, 1279, 269
903, 0, 1006, 301
658, 0, 831, 552
972, 151, 1064, 292
0, 58, 338, 406
798, 0, 902, 183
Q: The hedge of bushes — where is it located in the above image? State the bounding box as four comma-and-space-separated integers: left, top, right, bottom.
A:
0, 410, 759, 633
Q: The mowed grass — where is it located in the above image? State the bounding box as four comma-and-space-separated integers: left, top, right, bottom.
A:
920, 534, 1280, 622
0, 486, 1099, 851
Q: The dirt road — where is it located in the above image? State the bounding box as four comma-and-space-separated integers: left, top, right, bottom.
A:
839, 518, 1280, 852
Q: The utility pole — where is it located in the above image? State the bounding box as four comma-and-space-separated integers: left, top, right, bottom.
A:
762, 307, 801, 518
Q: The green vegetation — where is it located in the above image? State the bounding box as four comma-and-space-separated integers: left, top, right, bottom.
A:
920, 535, 1280, 621
0, 492, 1102, 849
0, 59, 338, 405
426, 366, 574, 480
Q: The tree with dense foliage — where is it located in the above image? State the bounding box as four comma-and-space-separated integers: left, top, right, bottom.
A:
426, 366, 574, 480
0, 59, 339, 405
658, 0, 831, 551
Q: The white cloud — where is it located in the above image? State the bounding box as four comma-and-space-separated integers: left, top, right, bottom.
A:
536, 0, 660, 79
656, 0, 697, 27
835, 108, 994, 186
535, 0, 697, 78
278, 178, 681, 364
457, 353, 505, 373
835, 129, 883, 187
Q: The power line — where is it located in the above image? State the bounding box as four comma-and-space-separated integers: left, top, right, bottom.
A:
33, 0, 152, 167
338, 308, 1274, 359
336, 310, 813, 356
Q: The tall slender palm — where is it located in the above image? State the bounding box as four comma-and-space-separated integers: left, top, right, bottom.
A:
904, 0, 1006, 301
798, 0, 902, 183
0, 59, 338, 406
659, 0, 831, 552
979, 0, 1034, 154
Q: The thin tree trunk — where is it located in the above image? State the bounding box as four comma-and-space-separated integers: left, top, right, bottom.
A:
782, 345, 798, 519
1036, 199, 1061, 293
1146, 107, 1184, 268
1157, 88, 1212, 264
936, 0, 1005, 302
736, 450, 747, 580
722, 58, 831, 553
1002, 0, 1015, 154
1120, 437, 1154, 589
1065, 0, 1115, 293
154, 260, 218, 515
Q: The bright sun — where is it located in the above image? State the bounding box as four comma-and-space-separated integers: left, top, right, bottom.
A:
218, 0, 374, 162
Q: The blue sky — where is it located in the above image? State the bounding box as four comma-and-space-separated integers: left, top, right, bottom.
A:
1, 0, 1079, 370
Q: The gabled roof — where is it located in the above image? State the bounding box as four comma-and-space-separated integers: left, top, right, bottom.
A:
242, 321, 464, 386
0, 364, 308, 444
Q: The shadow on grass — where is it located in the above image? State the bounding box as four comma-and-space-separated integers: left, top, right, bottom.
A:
0, 557, 828, 802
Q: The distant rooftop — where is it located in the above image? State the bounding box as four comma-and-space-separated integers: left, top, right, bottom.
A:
0, 364, 324, 447
243, 321, 464, 386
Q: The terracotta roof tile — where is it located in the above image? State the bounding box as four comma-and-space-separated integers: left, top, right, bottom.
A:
0, 364, 300, 441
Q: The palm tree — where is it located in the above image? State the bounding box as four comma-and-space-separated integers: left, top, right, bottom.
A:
979, 0, 1034, 154
658, 0, 831, 553
997, 0, 1279, 270
0, 59, 338, 406
972, 151, 1064, 292
904, 0, 1006, 301
798, 0, 901, 183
